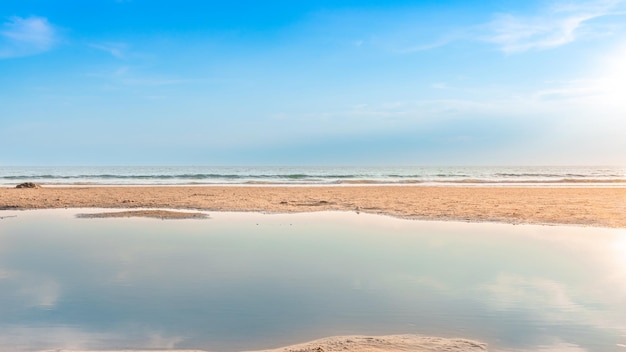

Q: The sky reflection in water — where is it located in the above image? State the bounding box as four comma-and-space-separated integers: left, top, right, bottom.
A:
0, 209, 625, 351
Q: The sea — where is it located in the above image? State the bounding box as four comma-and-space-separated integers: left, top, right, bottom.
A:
1, 165, 625, 187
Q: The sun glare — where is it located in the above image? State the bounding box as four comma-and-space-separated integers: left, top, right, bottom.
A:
596, 44, 626, 108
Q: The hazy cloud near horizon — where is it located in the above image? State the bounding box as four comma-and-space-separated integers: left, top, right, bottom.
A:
0, 0, 625, 165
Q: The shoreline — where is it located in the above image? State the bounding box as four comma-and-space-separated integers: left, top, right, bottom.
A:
1, 185, 624, 228
4, 181, 626, 187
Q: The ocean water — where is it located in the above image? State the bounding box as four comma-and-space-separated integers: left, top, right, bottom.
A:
1, 165, 625, 186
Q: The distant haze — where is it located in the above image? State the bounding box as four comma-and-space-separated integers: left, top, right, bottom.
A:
1, 0, 625, 165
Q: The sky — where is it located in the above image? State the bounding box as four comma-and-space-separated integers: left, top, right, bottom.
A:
1, 0, 625, 166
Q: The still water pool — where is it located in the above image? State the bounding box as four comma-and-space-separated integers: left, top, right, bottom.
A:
1, 209, 625, 351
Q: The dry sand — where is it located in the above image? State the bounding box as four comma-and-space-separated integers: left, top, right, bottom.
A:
1, 185, 624, 227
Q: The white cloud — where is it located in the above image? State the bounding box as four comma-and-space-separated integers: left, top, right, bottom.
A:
89, 42, 128, 59
87, 65, 198, 87
392, 0, 626, 55
483, 0, 626, 53
398, 37, 456, 54
0, 16, 57, 58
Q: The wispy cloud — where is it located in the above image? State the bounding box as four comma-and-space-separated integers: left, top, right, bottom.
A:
89, 42, 128, 59
397, 37, 456, 54
482, 0, 626, 53
393, 0, 626, 55
87, 65, 199, 88
0, 16, 56, 59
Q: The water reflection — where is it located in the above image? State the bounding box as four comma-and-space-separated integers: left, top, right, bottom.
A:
0, 209, 625, 351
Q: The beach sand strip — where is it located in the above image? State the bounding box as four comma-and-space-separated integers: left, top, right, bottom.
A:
1, 186, 624, 227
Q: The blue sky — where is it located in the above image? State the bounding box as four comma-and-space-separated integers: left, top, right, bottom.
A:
1, 0, 625, 165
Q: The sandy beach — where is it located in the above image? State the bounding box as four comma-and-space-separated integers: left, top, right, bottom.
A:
1, 185, 624, 227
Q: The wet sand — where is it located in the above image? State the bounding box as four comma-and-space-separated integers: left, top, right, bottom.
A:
75, 209, 209, 219
1, 186, 624, 227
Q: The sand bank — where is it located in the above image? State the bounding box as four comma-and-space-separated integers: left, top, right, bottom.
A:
1, 186, 624, 227
76, 209, 209, 219
250, 334, 487, 352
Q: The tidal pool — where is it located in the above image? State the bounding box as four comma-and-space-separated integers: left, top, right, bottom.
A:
0, 209, 625, 351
